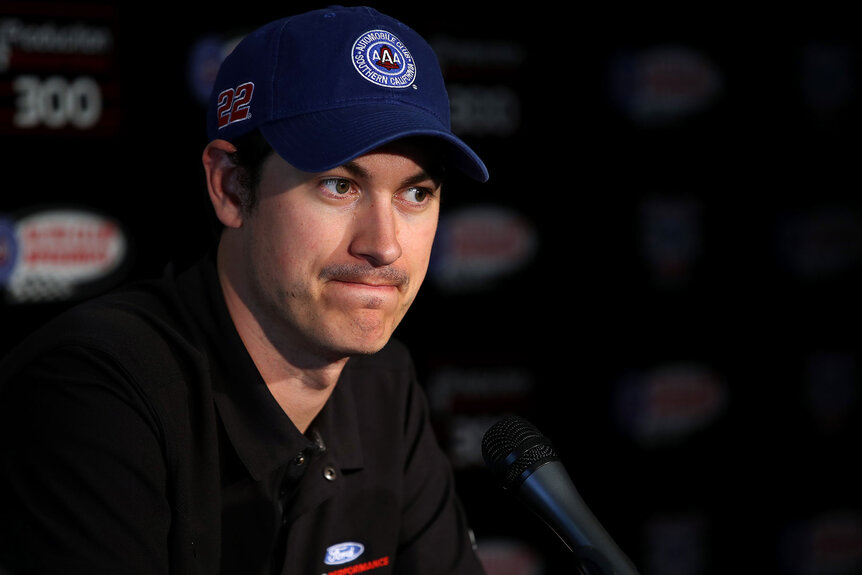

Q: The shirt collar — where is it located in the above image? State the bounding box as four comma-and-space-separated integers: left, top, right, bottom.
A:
309, 366, 363, 471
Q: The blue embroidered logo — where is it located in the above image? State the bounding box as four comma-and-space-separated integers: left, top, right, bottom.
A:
352, 29, 416, 89
324, 541, 365, 565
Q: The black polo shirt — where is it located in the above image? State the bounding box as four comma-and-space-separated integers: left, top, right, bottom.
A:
0, 252, 484, 574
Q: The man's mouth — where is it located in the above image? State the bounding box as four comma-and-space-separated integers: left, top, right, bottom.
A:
320, 264, 408, 290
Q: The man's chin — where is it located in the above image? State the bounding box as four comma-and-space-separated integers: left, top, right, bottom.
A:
317, 329, 393, 359
339, 334, 392, 357
310, 308, 404, 359
346, 312, 399, 352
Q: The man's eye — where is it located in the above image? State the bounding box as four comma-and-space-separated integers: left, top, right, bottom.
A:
321, 178, 353, 196
403, 187, 433, 204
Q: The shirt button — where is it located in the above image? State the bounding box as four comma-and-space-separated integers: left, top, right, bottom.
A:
293, 453, 306, 466
323, 466, 337, 481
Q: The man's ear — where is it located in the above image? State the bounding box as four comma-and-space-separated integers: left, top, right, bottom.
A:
202, 139, 245, 229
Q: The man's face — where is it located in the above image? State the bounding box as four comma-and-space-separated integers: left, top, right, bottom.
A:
232, 140, 442, 361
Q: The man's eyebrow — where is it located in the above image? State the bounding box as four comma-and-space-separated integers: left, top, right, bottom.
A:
402, 170, 441, 189
340, 160, 370, 180
340, 161, 442, 188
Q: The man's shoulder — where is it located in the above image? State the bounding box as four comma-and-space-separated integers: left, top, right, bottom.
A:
26, 277, 189, 350
1, 270, 206, 392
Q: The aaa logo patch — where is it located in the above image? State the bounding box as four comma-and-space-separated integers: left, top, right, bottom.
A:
351, 29, 416, 88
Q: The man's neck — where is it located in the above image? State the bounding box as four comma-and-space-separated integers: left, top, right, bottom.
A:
216, 244, 347, 433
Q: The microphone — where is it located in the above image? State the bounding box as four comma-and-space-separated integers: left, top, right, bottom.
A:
481, 415, 639, 575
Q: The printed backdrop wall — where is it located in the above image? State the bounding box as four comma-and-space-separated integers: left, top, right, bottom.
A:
2, 3, 860, 574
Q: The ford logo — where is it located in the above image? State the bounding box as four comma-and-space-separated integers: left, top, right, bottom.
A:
324, 542, 365, 565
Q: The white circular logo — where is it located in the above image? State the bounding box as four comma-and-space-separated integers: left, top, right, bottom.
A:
324, 542, 365, 565
352, 29, 416, 88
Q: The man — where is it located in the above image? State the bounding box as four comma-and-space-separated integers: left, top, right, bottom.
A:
0, 6, 488, 574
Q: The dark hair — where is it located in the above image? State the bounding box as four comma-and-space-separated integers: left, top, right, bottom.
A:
227, 129, 275, 213
202, 129, 273, 241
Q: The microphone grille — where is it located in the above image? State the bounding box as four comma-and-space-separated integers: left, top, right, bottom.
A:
481, 415, 558, 490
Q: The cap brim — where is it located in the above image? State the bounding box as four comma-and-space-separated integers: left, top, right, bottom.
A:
259, 104, 489, 182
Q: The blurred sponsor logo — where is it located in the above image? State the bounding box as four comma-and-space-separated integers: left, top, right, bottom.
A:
614, 363, 728, 446
780, 510, 862, 575
0, 216, 16, 283
430, 35, 526, 75
427, 366, 535, 413
430, 205, 537, 292
444, 415, 499, 468
426, 366, 535, 468
0, 4, 119, 135
187, 33, 244, 106
430, 35, 525, 137
1, 206, 129, 303
609, 45, 722, 126
475, 537, 544, 575
449, 84, 520, 137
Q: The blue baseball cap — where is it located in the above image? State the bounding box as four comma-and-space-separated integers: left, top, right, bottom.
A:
206, 5, 489, 182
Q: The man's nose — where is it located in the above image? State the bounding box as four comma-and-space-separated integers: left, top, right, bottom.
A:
348, 200, 402, 267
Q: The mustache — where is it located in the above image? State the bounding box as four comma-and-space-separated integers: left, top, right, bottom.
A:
319, 263, 409, 288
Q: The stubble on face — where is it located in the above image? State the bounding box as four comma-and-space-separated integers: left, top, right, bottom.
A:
317, 262, 416, 349
229, 140, 440, 365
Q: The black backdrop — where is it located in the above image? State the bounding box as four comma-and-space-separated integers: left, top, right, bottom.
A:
2, 3, 861, 574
